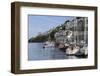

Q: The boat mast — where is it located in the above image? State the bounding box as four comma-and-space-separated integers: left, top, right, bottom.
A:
73, 18, 75, 44
75, 18, 77, 44
84, 18, 87, 44
48, 33, 51, 41
48, 25, 51, 41
74, 18, 77, 44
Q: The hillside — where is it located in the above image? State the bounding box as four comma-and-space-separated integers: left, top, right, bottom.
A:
28, 22, 66, 42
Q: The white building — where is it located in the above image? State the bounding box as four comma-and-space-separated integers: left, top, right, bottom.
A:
55, 17, 88, 44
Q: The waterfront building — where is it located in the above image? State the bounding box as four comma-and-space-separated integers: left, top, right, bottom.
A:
55, 17, 88, 44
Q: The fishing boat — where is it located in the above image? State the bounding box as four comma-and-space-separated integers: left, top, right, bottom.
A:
43, 33, 55, 48
43, 41, 55, 48
66, 44, 80, 55
64, 43, 69, 49
75, 44, 88, 58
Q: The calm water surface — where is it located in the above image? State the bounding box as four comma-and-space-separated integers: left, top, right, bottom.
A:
28, 43, 78, 61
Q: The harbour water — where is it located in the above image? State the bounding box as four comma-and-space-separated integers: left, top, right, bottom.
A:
28, 43, 80, 61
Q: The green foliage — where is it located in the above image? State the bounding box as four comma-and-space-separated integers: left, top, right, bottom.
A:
28, 22, 67, 42
28, 35, 49, 42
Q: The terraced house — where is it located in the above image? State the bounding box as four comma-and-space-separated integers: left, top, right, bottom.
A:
54, 17, 88, 44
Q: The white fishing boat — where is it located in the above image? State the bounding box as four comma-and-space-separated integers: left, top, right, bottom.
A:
66, 45, 80, 55
74, 45, 88, 58
43, 34, 55, 48
43, 41, 55, 48
79, 45, 88, 55
64, 43, 69, 49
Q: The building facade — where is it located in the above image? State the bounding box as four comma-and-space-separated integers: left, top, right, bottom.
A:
55, 17, 88, 44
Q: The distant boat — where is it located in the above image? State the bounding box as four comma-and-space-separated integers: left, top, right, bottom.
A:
43, 41, 55, 48
43, 32, 55, 48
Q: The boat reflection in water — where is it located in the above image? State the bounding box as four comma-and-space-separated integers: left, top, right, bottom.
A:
28, 43, 79, 61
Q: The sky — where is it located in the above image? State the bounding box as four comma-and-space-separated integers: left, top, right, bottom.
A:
28, 15, 75, 39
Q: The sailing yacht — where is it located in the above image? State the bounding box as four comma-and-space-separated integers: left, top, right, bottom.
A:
66, 44, 80, 55
66, 18, 88, 56
65, 29, 80, 55
43, 41, 55, 48
66, 20, 80, 55
43, 34, 55, 48
75, 18, 88, 57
